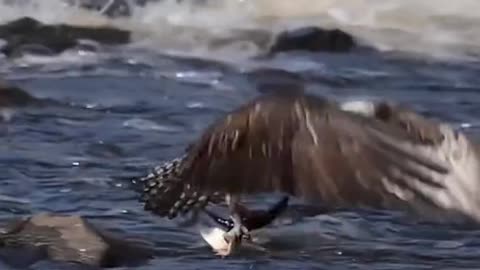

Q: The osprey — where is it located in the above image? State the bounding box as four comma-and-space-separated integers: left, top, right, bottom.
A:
135, 93, 480, 255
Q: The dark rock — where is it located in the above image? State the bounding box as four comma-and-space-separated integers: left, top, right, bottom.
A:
244, 68, 305, 95
0, 81, 40, 108
0, 213, 154, 268
0, 17, 130, 57
268, 26, 355, 54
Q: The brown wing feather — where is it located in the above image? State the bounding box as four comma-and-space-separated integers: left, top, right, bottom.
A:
372, 101, 445, 145
176, 93, 449, 211
290, 104, 441, 209
179, 93, 304, 194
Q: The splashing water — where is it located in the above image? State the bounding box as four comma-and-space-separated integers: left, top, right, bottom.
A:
1, 0, 480, 61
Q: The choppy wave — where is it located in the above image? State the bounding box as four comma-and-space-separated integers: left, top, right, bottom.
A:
2, 0, 480, 61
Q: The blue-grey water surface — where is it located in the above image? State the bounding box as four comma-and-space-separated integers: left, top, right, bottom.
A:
2, 1, 480, 269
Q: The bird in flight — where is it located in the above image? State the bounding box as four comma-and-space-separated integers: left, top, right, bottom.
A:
134, 92, 480, 255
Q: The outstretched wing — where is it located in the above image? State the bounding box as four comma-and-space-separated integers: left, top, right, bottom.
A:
174, 93, 449, 211
140, 93, 459, 220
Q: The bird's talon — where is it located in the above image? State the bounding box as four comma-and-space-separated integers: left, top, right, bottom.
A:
223, 230, 236, 244
241, 225, 249, 235
223, 233, 232, 244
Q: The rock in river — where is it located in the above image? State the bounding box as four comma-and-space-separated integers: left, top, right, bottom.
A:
0, 213, 154, 268
268, 26, 356, 54
0, 17, 130, 57
0, 80, 40, 108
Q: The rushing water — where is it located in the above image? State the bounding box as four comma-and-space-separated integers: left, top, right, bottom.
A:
1, 0, 480, 269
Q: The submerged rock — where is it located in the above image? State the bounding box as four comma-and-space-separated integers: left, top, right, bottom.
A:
268, 26, 356, 54
244, 68, 305, 95
0, 17, 130, 57
0, 213, 154, 268
0, 80, 47, 123
0, 81, 40, 108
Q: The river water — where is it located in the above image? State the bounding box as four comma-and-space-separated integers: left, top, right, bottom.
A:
1, 0, 480, 269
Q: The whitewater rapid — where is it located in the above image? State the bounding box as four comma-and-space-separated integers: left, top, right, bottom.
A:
1, 0, 480, 61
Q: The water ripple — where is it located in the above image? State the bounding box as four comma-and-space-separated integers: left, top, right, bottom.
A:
1, 24, 480, 269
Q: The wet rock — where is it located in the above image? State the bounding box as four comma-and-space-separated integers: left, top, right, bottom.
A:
0, 81, 44, 123
0, 81, 39, 108
268, 26, 355, 54
0, 17, 130, 57
244, 68, 305, 95
0, 213, 154, 268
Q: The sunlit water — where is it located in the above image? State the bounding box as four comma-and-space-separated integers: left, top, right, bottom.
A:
1, 0, 480, 269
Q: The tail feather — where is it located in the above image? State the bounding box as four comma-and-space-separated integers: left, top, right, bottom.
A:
135, 156, 222, 219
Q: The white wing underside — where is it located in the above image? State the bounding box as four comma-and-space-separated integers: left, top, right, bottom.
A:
341, 100, 480, 223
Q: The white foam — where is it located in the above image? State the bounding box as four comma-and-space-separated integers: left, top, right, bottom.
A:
125, 0, 480, 61
123, 118, 181, 133
2, 0, 480, 61
0, 0, 113, 26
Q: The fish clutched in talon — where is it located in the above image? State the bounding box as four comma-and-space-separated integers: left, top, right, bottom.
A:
199, 226, 232, 256
200, 197, 289, 256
